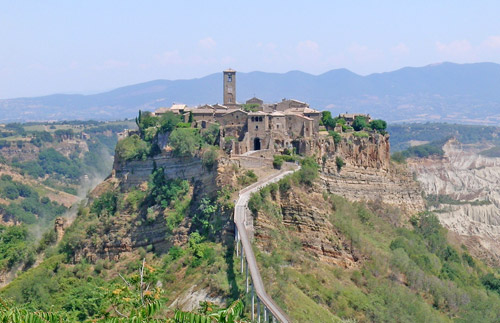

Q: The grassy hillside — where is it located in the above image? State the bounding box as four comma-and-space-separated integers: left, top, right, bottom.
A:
249, 167, 500, 322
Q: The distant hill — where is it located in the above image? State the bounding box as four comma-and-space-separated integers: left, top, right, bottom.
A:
1, 62, 500, 124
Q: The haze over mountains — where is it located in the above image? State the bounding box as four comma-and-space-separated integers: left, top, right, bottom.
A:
2, 62, 500, 125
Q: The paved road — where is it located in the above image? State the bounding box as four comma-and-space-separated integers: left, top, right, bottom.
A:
235, 167, 299, 323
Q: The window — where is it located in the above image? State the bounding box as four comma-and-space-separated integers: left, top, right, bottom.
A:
256, 125, 258, 129
227, 74, 232, 82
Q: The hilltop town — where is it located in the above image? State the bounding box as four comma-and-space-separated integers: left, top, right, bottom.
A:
150, 69, 372, 155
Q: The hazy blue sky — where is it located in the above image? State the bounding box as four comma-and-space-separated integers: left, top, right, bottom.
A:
1, 1, 499, 98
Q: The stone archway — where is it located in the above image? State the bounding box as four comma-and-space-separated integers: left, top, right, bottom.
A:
253, 137, 261, 150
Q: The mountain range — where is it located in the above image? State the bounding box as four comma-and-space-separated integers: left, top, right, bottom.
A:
2, 62, 500, 124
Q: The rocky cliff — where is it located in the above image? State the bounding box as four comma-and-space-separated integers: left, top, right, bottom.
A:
313, 133, 425, 215
408, 139, 500, 265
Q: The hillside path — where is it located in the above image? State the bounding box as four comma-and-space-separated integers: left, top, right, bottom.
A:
234, 165, 299, 323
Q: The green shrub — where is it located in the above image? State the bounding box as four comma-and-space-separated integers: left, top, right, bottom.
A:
237, 170, 258, 186
353, 131, 369, 138
115, 134, 149, 161
352, 116, 368, 131
169, 128, 201, 157
328, 130, 342, 144
335, 156, 344, 171
273, 156, 284, 169
91, 191, 118, 217
202, 123, 220, 146
370, 119, 387, 132
391, 151, 406, 163
296, 157, 318, 186
202, 146, 218, 170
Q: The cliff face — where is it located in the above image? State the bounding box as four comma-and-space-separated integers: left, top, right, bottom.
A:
313, 133, 425, 215
254, 186, 359, 268
408, 139, 500, 265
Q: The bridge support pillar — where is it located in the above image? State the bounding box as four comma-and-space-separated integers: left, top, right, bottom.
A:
251, 284, 255, 322
240, 250, 244, 273
245, 260, 249, 293
264, 307, 268, 322
257, 298, 261, 322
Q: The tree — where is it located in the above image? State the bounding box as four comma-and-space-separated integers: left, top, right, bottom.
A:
370, 119, 387, 132
115, 134, 149, 161
335, 156, 344, 171
202, 123, 220, 146
169, 128, 201, 157
352, 116, 368, 131
159, 112, 182, 133
321, 111, 336, 130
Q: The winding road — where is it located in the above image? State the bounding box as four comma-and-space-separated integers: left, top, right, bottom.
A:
234, 166, 299, 323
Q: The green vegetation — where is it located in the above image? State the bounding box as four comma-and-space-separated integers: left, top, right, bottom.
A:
328, 130, 342, 144
241, 103, 260, 113
251, 179, 500, 322
169, 128, 202, 157
426, 194, 491, 208
335, 156, 344, 171
352, 116, 368, 131
272, 154, 298, 169
388, 123, 500, 152
370, 119, 387, 132
0, 175, 66, 224
115, 134, 149, 161
480, 145, 500, 157
352, 131, 369, 138
148, 168, 189, 209
321, 111, 336, 130
15, 148, 83, 179
391, 138, 448, 162
237, 170, 258, 186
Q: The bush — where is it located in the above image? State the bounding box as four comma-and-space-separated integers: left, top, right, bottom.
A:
169, 128, 201, 157
335, 156, 344, 171
352, 116, 368, 131
237, 170, 258, 186
328, 131, 342, 144
273, 156, 284, 169
202, 123, 220, 146
159, 112, 182, 132
391, 152, 406, 163
370, 119, 387, 132
91, 191, 118, 217
115, 134, 149, 161
296, 157, 318, 186
202, 146, 218, 170
353, 131, 369, 138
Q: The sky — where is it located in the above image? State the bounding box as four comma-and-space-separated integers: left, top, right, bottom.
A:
1, 1, 500, 99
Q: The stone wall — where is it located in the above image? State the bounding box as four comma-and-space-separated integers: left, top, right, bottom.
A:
113, 151, 218, 194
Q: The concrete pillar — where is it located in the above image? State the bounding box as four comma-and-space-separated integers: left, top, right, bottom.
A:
264, 307, 268, 322
236, 234, 239, 257
257, 298, 261, 323
240, 250, 244, 274
251, 284, 255, 322
245, 260, 249, 293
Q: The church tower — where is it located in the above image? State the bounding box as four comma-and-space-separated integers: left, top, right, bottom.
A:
223, 69, 236, 106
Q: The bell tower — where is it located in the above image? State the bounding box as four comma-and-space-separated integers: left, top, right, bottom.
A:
223, 69, 236, 106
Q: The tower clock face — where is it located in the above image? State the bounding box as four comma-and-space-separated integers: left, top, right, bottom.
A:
227, 87, 233, 93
